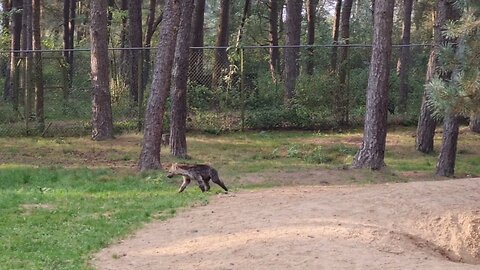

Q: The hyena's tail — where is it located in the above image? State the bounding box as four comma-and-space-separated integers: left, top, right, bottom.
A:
211, 170, 228, 192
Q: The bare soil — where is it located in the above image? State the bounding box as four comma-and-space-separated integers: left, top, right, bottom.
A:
92, 178, 480, 270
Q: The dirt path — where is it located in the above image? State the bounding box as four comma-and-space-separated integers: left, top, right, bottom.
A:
92, 178, 480, 270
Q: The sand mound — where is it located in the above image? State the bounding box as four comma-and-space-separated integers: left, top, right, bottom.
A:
417, 210, 480, 264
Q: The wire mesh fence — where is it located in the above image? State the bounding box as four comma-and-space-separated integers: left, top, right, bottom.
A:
0, 44, 431, 137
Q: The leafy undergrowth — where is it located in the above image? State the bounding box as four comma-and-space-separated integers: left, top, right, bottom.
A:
0, 167, 208, 270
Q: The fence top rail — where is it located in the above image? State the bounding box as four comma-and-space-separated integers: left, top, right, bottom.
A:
0, 43, 435, 54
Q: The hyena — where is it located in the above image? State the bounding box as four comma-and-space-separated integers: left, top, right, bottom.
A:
166, 163, 228, 193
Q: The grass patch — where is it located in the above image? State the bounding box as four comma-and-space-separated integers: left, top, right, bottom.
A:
0, 167, 208, 270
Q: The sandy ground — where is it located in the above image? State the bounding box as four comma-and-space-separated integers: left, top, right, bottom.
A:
92, 178, 480, 270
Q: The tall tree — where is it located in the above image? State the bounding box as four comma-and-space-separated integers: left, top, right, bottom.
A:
397, 0, 413, 114
22, 0, 33, 127
283, 0, 302, 102
91, 0, 114, 141
144, 0, 157, 89
33, 0, 44, 131
416, 51, 437, 153
352, 0, 395, 170
129, 0, 143, 104
1, 0, 11, 101
416, 0, 459, 153
63, 0, 75, 90
189, 0, 206, 84
306, 0, 318, 75
268, 0, 280, 79
9, 0, 22, 111
139, 0, 181, 171
336, 0, 353, 125
170, 0, 195, 158
330, 0, 342, 71
212, 0, 230, 87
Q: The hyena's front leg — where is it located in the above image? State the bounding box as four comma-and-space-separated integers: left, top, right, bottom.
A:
178, 176, 191, 193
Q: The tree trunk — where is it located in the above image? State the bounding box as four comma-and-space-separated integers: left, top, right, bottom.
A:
33, 0, 44, 132
139, 0, 181, 171
2, 0, 11, 101
129, 0, 143, 104
170, 0, 194, 158
189, 0, 205, 84
436, 115, 459, 177
416, 51, 437, 153
144, 0, 157, 89
305, 0, 317, 75
283, 0, 302, 102
352, 0, 395, 170
330, 0, 342, 71
212, 0, 230, 87
63, 0, 75, 91
235, 0, 251, 47
119, 0, 129, 84
22, 0, 33, 129
91, 0, 114, 141
397, 0, 413, 114
268, 0, 280, 79
470, 114, 480, 133
336, 0, 353, 125
9, 0, 22, 111
416, 0, 459, 153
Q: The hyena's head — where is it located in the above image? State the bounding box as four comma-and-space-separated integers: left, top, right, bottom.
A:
166, 163, 178, 178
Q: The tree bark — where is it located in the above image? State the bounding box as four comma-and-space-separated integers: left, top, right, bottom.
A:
212, 0, 230, 87
129, 0, 143, 104
397, 0, 413, 114
352, 0, 395, 170
330, 0, 342, 71
470, 114, 480, 133
63, 0, 75, 90
9, 0, 22, 111
189, 0, 205, 84
170, 0, 194, 158
33, 0, 44, 131
91, 0, 114, 141
144, 0, 157, 89
306, 0, 318, 75
268, 0, 280, 79
283, 0, 302, 102
139, 0, 181, 171
1, 0, 11, 101
416, 51, 437, 153
436, 115, 459, 177
22, 0, 33, 129
336, 0, 353, 125
119, 0, 129, 84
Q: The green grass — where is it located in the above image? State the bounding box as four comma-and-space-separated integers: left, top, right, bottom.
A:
0, 167, 208, 270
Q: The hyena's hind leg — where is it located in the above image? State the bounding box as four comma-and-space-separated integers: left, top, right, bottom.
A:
203, 177, 211, 191
211, 169, 228, 192
178, 176, 191, 193
192, 174, 207, 192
